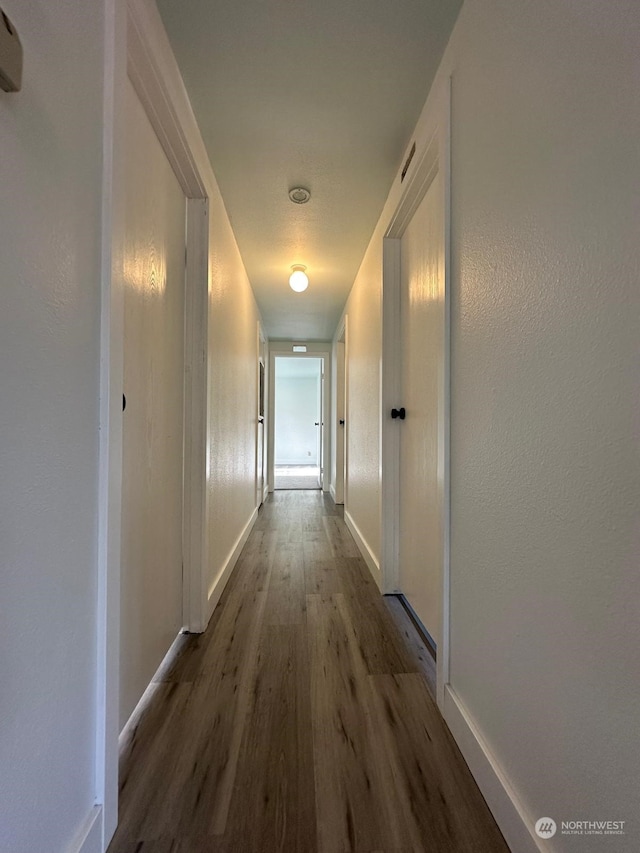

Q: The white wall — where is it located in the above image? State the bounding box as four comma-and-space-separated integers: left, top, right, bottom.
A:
0, 1, 105, 850
206, 178, 263, 620
274, 373, 320, 466
342, 0, 640, 849
446, 2, 640, 847
1, 0, 267, 846
124, 0, 265, 636
337, 250, 383, 566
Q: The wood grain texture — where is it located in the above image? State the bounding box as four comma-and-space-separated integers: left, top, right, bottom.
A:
369, 672, 508, 852
306, 593, 406, 852
108, 492, 509, 853
383, 594, 437, 697
224, 625, 317, 852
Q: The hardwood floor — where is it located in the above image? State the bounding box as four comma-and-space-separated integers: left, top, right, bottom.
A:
108, 491, 509, 853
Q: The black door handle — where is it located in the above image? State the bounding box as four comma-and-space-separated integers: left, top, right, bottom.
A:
315, 421, 320, 426
391, 407, 405, 420
339, 419, 345, 426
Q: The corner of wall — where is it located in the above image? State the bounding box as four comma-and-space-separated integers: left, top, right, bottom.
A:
443, 687, 545, 853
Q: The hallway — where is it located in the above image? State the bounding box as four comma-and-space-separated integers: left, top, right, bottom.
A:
108, 492, 508, 852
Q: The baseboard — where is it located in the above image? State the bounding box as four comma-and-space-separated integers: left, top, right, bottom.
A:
119, 630, 188, 744
344, 510, 382, 589
263, 484, 269, 502
67, 806, 102, 853
329, 483, 336, 501
443, 685, 544, 853
205, 507, 258, 624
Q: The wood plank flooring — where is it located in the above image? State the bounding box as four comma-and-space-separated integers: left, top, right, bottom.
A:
108, 491, 509, 853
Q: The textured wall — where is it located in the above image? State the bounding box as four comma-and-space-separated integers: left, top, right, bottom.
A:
447, 0, 640, 843
207, 180, 262, 604
339, 235, 384, 565
342, 0, 640, 846
0, 0, 104, 849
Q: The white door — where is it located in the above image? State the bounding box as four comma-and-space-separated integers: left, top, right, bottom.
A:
398, 169, 445, 646
120, 79, 187, 729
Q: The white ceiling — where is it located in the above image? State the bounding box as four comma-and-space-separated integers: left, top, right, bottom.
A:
156, 0, 462, 341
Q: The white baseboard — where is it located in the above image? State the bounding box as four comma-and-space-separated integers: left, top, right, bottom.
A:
344, 510, 381, 589
329, 483, 336, 501
443, 685, 545, 853
119, 630, 188, 742
67, 806, 102, 853
205, 507, 258, 624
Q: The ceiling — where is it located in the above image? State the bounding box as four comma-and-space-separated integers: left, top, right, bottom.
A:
156, 0, 462, 341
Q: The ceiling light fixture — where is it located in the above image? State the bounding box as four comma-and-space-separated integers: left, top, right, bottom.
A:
289, 264, 309, 292
288, 187, 311, 204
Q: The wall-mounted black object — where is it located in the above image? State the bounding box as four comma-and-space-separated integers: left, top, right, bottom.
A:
0, 8, 22, 92
391, 407, 406, 420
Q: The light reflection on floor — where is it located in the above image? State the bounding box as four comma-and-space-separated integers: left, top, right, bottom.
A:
274, 464, 321, 490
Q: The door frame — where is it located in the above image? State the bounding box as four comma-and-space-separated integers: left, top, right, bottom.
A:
267, 342, 332, 493
97, 0, 210, 845
380, 78, 451, 711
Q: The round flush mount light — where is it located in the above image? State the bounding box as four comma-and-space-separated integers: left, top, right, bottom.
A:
289, 264, 309, 292
288, 186, 311, 204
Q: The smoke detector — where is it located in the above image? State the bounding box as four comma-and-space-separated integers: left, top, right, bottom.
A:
288, 187, 311, 204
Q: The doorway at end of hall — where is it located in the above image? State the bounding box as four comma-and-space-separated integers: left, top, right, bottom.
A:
273, 356, 324, 490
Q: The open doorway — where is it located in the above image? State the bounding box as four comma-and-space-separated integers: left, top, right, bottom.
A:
274, 356, 324, 490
